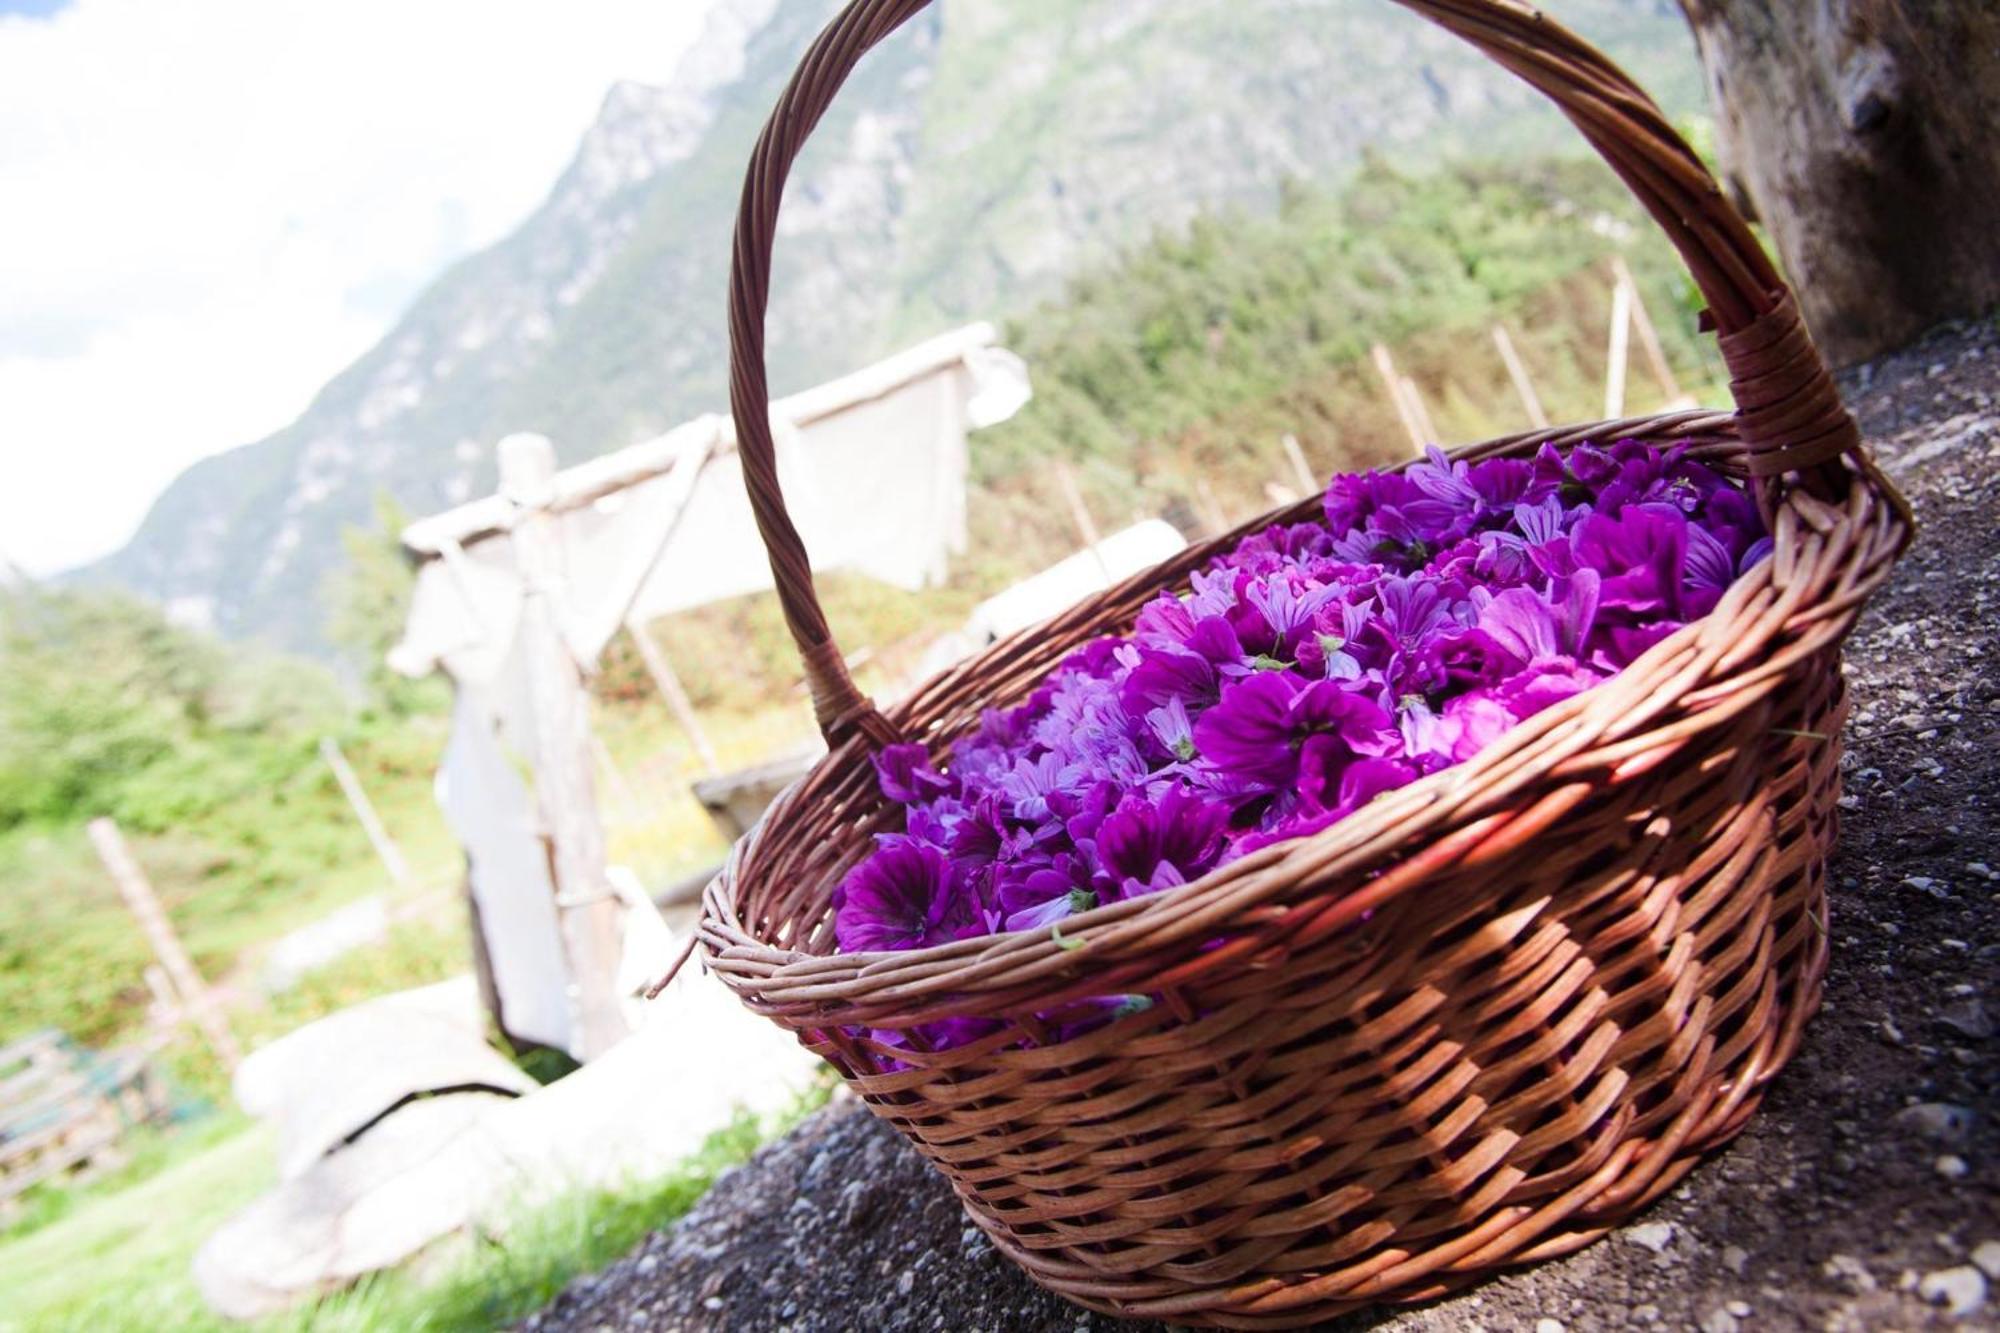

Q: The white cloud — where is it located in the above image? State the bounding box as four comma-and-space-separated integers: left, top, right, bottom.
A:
0, 0, 719, 576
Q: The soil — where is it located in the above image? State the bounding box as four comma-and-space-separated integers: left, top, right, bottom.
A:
525, 319, 2000, 1333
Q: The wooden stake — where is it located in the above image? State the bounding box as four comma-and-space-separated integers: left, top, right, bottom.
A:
1192, 476, 1230, 537
1370, 344, 1426, 454
1279, 434, 1317, 496
1400, 376, 1439, 448
628, 619, 721, 778
142, 965, 180, 1031
1604, 275, 1633, 419
1611, 256, 1691, 408
1490, 323, 1549, 429
88, 818, 241, 1071
319, 737, 412, 889
498, 434, 628, 1062
1054, 460, 1113, 584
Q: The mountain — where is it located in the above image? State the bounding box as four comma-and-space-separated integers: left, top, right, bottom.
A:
82, 0, 1703, 654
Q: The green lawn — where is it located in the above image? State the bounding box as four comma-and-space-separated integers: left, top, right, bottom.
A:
0, 1122, 276, 1332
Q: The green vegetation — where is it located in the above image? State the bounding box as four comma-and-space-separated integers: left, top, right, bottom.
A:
0, 584, 459, 1055
0, 1108, 250, 1244
235, 917, 468, 1051
0, 1120, 277, 1333
959, 154, 1724, 586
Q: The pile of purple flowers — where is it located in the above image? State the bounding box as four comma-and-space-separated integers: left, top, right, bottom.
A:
835, 441, 1768, 985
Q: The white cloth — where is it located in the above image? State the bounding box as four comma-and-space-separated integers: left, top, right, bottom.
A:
966, 519, 1189, 641
388, 326, 1029, 1063
194, 969, 824, 1320
390, 327, 1029, 690
435, 689, 573, 1052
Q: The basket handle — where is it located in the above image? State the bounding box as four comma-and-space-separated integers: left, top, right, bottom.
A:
729, 0, 1865, 748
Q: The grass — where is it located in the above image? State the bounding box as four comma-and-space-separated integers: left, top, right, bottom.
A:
0, 1086, 828, 1333
0, 1120, 277, 1332
0, 1109, 250, 1244
0, 715, 464, 1055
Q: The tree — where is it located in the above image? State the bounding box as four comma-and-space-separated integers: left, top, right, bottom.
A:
1676, 2, 2000, 367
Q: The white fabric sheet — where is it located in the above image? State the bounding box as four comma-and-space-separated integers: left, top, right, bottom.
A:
391, 334, 1029, 691
389, 329, 1029, 1062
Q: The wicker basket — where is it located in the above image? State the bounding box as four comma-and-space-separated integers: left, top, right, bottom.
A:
683, 1, 1914, 1325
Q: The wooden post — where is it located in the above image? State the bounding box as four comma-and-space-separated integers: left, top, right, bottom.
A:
627, 620, 721, 777
1400, 375, 1439, 448
1604, 275, 1633, 419
1279, 434, 1317, 496
498, 433, 628, 1062
1369, 344, 1426, 454
319, 737, 412, 889
1053, 460, 1113, 584
1610, 256, 1689, 407
141, 965, 180, 1035
1192, 476, 1231, 537
87, 818, 241, 1071
1490, 323, 1549, 429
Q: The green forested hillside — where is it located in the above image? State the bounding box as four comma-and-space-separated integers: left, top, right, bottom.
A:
936, 154, 1723, 600
80, 0, 1705, 655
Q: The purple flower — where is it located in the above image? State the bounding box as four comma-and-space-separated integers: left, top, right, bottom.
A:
1682, 523, 1734, 617
1573, 506, 1688, 617
1738, 535, 1774, 574
834, 838, 981, 953
1095, 785, 1230, 898
1296, 597, 1371, 679
948, 793, 1040, 873
873, 744, 956, 805
1144, 695, 1196, 761
1473, 570, 1599, 670
1193, 673, 1395, 793
995, 852, 1095, 932
1244, 577, 1341, 654
998, 752, 1081, 824
1440, 659, 1601, 763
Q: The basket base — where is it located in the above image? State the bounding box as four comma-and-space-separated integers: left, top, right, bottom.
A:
816, 671, 1845, 1329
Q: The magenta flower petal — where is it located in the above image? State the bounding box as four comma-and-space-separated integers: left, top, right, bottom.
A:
873, 743, 956, 805
834, 838, 980, 953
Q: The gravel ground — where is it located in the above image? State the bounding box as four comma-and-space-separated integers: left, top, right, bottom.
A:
526, 319, 1999, 1332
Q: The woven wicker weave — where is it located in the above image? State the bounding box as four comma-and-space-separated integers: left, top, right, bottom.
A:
681, 1, 1914, 1325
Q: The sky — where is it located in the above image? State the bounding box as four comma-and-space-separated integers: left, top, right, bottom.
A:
0, 0, 718, 577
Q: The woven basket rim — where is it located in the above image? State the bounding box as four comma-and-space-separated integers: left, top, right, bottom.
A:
697, 415, 1908, 1019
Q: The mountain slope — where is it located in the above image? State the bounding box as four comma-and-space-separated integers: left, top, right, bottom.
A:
84, 0, 1703, 654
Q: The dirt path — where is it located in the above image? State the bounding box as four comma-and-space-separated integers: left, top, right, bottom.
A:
524, 319, 2000, 1332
